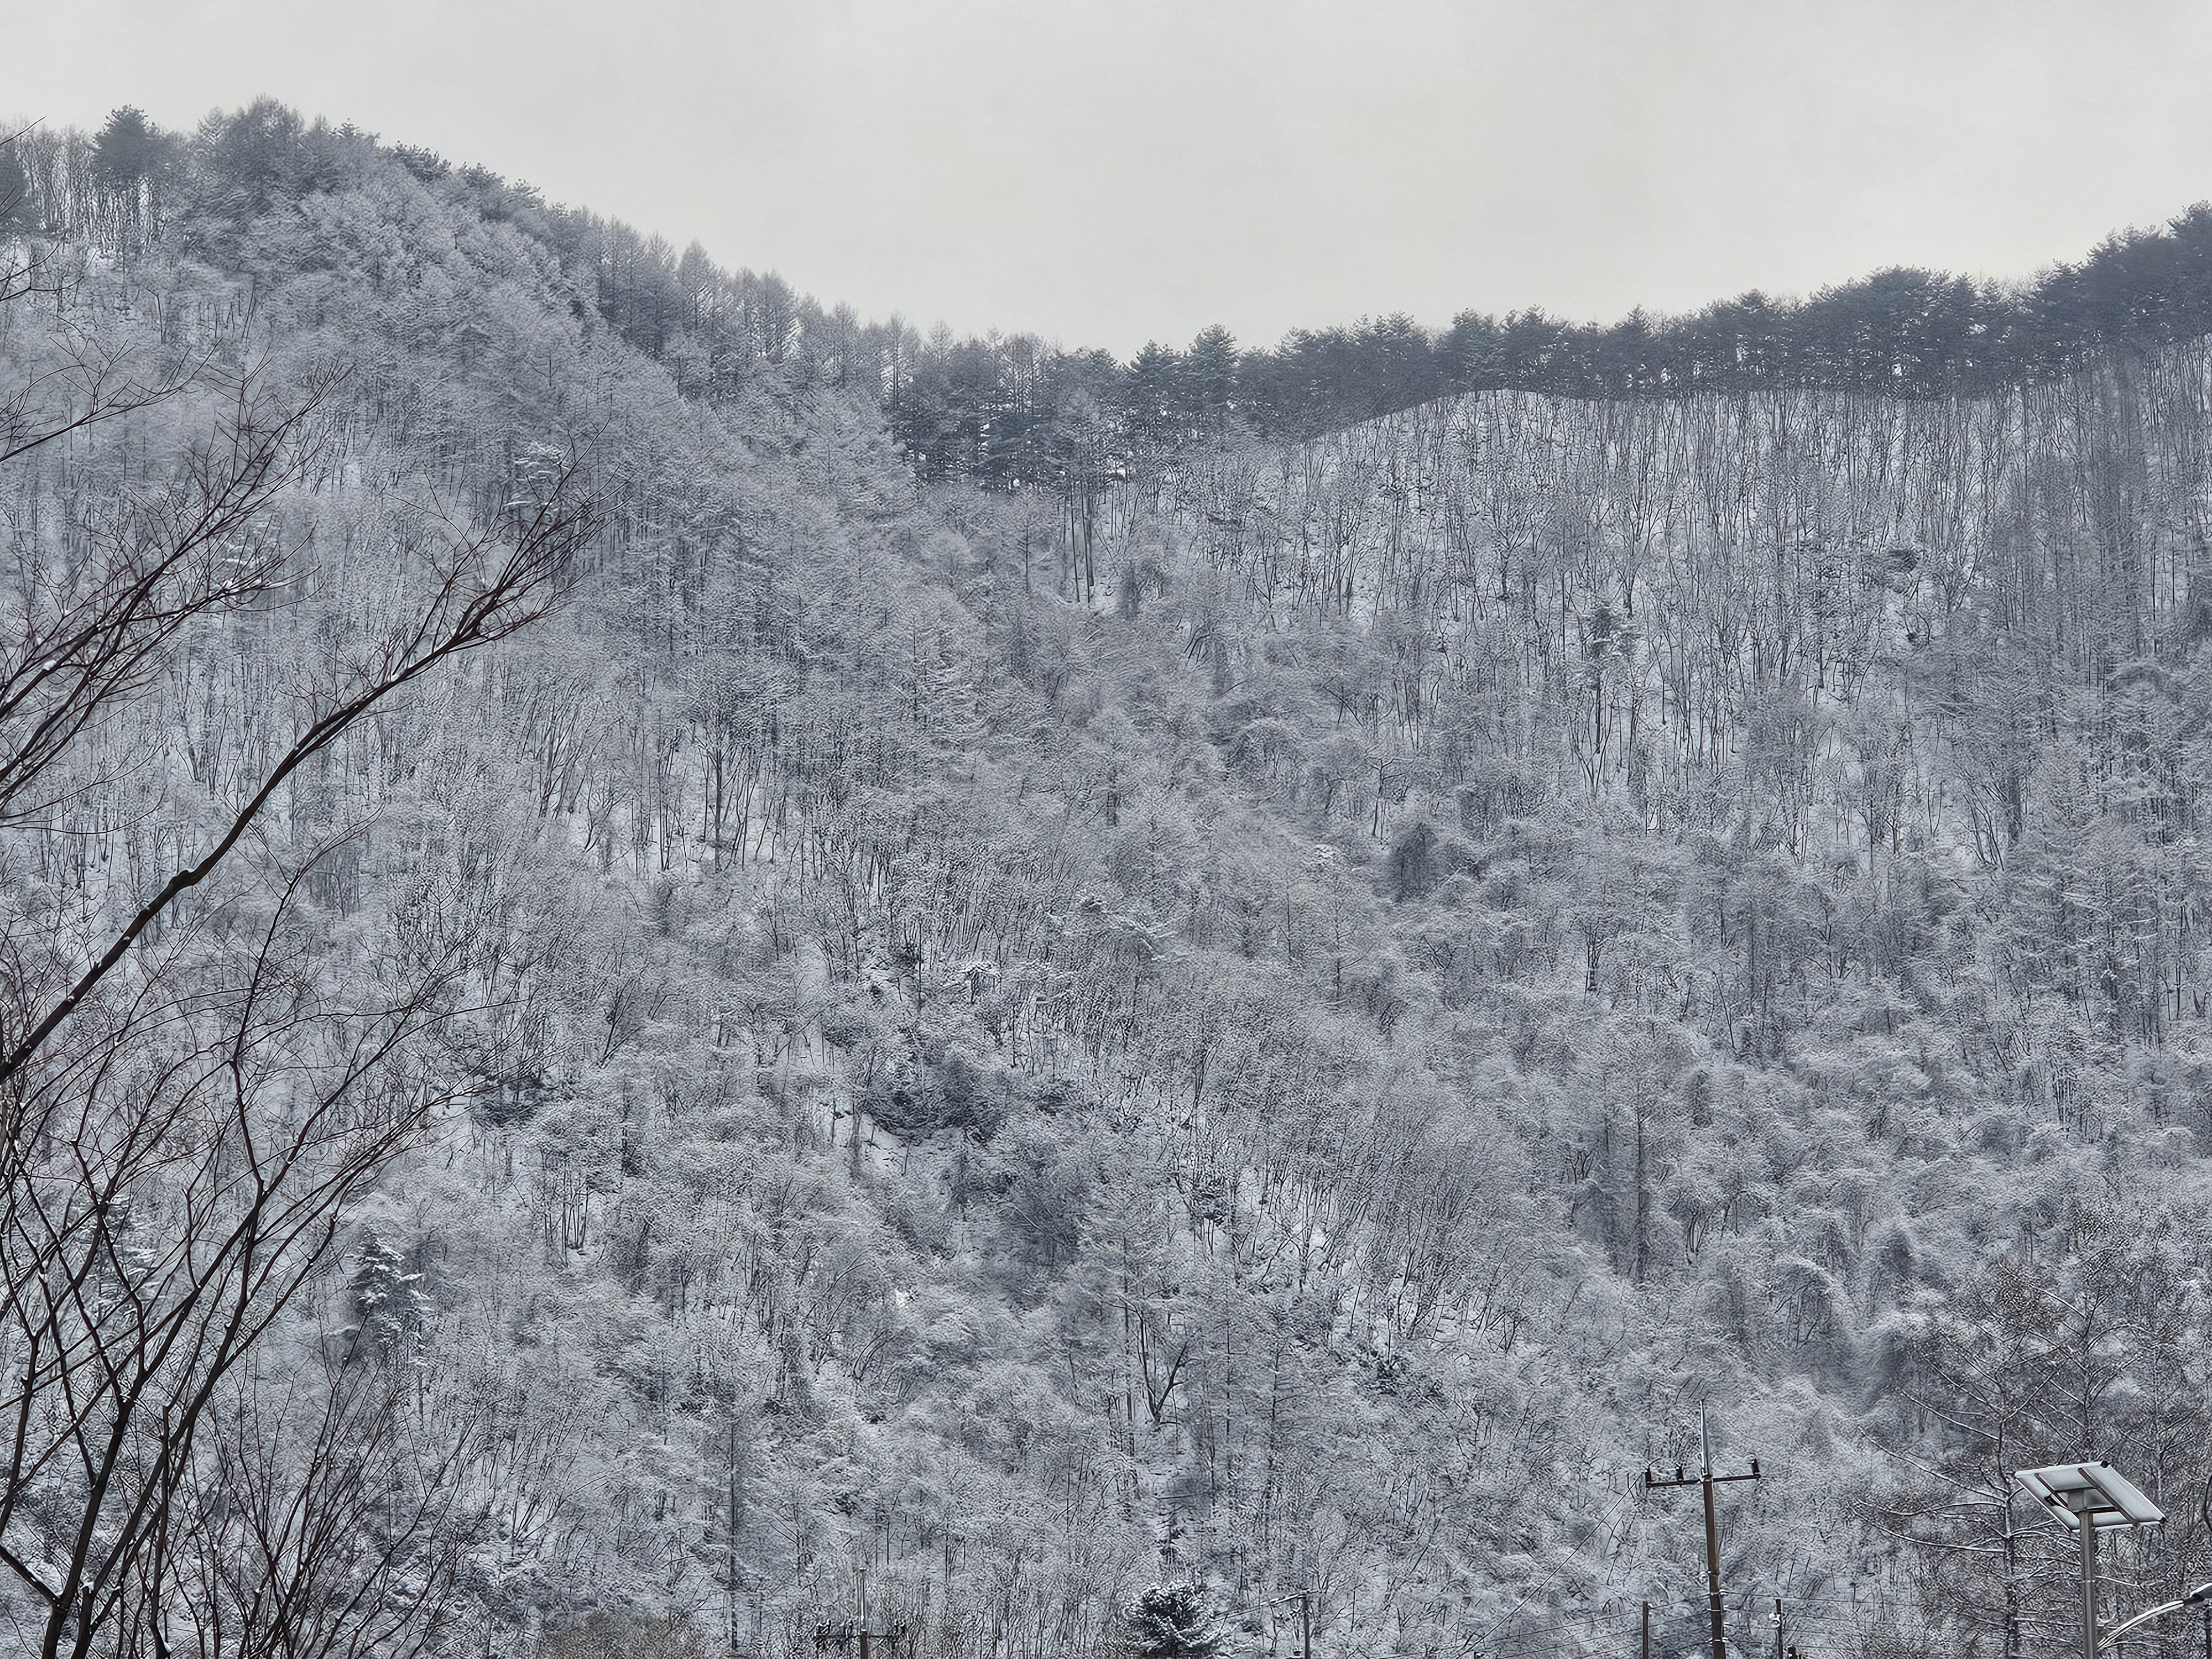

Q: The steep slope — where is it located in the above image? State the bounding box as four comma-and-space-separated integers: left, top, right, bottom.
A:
6, 105, 2212, 1659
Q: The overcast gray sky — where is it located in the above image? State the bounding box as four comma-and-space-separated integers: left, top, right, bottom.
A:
12, 1, 2212, 355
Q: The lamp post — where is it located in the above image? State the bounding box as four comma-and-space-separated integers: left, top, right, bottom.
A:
2014, 1462, 2167, 1658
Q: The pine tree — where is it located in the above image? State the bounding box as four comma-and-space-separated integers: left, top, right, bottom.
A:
348, 1229, 428, 1361
1126, 1584, 1225, 1659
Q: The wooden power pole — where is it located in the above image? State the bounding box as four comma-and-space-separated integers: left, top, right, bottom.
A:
1646, 1410, 1762, 1659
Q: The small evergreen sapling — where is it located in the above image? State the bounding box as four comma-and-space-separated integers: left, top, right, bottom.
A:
1126, 1583, 1226, 1659
347, 1229, 428, 1363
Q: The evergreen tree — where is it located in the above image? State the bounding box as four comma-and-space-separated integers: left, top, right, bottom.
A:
1126, 1584, 1225, 1659
347, 1229, 428, 1362
90, 105, 164, 192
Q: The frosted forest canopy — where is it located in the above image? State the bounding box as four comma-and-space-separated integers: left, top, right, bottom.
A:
3, 98, 2212, 1659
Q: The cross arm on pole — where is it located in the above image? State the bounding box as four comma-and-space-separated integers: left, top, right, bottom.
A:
1645, 1459, 1761, 1490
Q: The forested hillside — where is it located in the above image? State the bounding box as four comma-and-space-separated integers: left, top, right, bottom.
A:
7, 102, 2212, 1659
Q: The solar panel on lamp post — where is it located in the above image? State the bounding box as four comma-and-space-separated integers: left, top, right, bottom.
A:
2013, 1461, 2167, 1658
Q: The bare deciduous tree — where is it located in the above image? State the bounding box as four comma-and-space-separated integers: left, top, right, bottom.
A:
0, 126, 597, 1659
167, 1325, 485, 1659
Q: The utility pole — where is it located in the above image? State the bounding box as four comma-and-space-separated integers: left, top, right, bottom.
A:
1641, 1601, 1651, 1659
726, 1418, 748, 1656
1300, 1592, 1312, 1659
814, 1618, 907, 1659
1646, 1409, 1762, 1659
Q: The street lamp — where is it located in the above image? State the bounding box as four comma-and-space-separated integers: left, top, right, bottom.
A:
2100, 1581, 2212, 1651
2014, 1461, 2166, 1659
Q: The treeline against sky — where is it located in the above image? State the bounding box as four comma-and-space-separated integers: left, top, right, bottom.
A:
20, 102, 2212, 479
